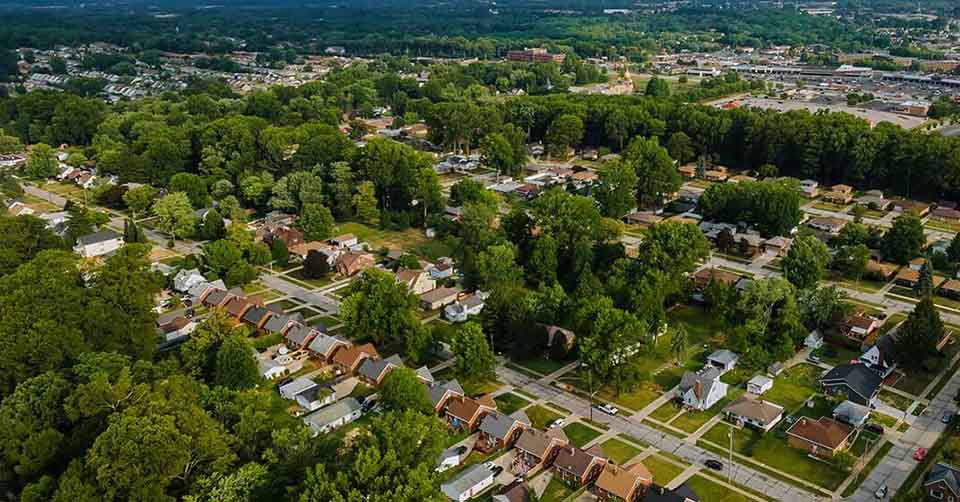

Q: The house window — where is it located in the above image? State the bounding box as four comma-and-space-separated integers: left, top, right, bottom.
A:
931, 489, 943, 500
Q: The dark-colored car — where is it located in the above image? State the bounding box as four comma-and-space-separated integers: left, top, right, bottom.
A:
705, 459, 723, 471
865, 423, 884, 435
491, 466, 504, 476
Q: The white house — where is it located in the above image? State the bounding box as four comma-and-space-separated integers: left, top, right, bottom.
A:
706, 349, 739, 374
804, 332, 824, 350
860, 335, 898, 378
279, 378, 317, 400
444, 295, 485, 322
747, 375, 774, 395
440, 464, 496, 502
330, 234, 359, 248
295, 385, 336, 412
258, 359, 289, 380
722, 396, 784, 432
678, 367, 728, 411
302, 397, 363, 436
435, 447, 464, 473
396, 268, 436, 295
173, 268, 207, 293
73, 229, 124, 258
832, 400, 871, 428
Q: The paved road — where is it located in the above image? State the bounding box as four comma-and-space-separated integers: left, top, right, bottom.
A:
261, 274, 341, 315
23, 184, 67, 207
498, 366, 827, 502
850, 369, 960, 500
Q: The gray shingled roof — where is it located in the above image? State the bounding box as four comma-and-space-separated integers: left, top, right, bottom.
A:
358, 355, 404, 381
441, 464, 494, 500
416, 366, 434, 383
708, 349, 739, 366
821, 364, 883, 401
76, 228, 122, 246
203, 289, 229, 306
428, 379, 464, 407
479, 411, 526, 441
307, 334, 348, 356
242, 306, 271, 325
285, 324, 315, 347
926, 463, 960, 496
263, 314, 290, 334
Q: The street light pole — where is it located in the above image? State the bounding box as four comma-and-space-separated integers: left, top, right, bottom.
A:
728, 429, 733, 484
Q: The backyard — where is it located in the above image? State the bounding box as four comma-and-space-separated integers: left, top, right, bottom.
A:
762, 363, 821, 411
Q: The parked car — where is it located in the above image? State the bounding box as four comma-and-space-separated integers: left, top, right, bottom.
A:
875, 485, 887, 499
865, 423, 885, 435
491, 466, 503, 476
704, 459, 723, 471
454, 445, 468, 455
914, 448, 928, 461
942, 412, 954, 424
549, 418, 565, 429
807, 354, 821, 363
595, 404, 619, 416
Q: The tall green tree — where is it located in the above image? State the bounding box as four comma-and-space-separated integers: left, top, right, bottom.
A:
153, 192, 196, 240
214, 335, 260, 390
25, 144, 58, 179
340, 269, 421, 346
595, 161, 638, 218
298, 203, 335, 241
895, 295, 944, 371
622, 136, 680, 207
545, 114, 583, 158
451, 322, 496, 383
379, 368, 433, 415
781, 235, 831, 289
881, 214, 925, 265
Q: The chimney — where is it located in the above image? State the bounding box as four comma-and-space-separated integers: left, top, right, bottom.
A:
694, 380, 702, 400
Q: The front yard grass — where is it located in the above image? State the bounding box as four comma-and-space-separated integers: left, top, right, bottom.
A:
287, 269, 334, 289
650, 400, 683, 423
494, 392, 531, 415
600, 438, 642, 464
670, 388, 746, 435
642, 455, 687, 486
513, 356, 567, 376
701, 422, 847, 490
335, 222, 431, 252
563, 422, 603, 448
526, 405, 564, 430
878, 389, 914, 412
685, 475, 753, 502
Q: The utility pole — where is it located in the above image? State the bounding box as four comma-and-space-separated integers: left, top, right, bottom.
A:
728, 428, 734, 484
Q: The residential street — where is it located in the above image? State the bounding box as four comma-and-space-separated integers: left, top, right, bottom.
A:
496, 365, 827, 502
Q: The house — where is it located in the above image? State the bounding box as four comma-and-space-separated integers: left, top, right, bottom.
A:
691, 267, 740, 293
427, 258, 456, 280
747, 375, 774, 395
307, 334, 351, 362
290, 241, 340, 262
493, 481, 532, 502
258, 358, 289, 380
722, 395, 784, 432
799, 179, 819, 198
336, 251, 375, 277
357, 354, 404, 386
821, 184, 854, 205
421, 287, 461, 310
706, 349, 738, 373
441, 464, 496, 502
942, 279, 960, 301
786, 416, 854, 458
477, 410, 530, 452
860, 334, 898, 378
594, 462, 653, 502
767, 361, 784, 377
896, 267, 921, 288
932, 207, 960, 223
242, 306, 274, 330
173, 269, 207, 293
156, 315, 196, 346
832, 400, 871, 428
260, 224, 304, 249
224, 296, 261, 320
544, 325, 576, 351
436, 447, 463, 473
704, 167, 728, 182
923, 463, 960, 502
645, 483, 700, 502
910, 257, 926, 272
444, 394, 497, 431
187, 280, 225, 306
856, 190, 891, 211
804, 332, 824, 350
6, 201, 34, 217
513, 427, 569, 475
821, 363, 883, 407
553, 445, 607, 487
202, 289, 233, 308
763, 236, 792, 257
893, 199, 931, 217
838, 311, 882, 342
865, 260, 898, 281
295, 385, 336, 412
426, 379, 464, 412
330, 234, 359, 248
302, 397, 363, 436
807, 216, 847, 234
283, 323, 317, 350
625, 211, 663, 227
445, 294, 486, 322
396, 268, 436, 295
677, 367, 728, 410
279, 377, 317, 400
678, 164, 696, 178
73, 229, 124, 258
415, 365, 435, 384
331, 343, 379, 374
263, 313, 298, 336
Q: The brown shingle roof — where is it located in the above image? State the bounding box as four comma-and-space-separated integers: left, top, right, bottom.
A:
553, 445, 605, 478
446, 394, 497, 423
331, 343, 379, 370
595, 462, 653, 499
786, 417, 853, 450
722, 396, 784, 425
515, 428, 568, 459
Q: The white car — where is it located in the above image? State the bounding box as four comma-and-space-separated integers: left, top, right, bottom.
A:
595, 404, 619, 416
549, 418, 565, 429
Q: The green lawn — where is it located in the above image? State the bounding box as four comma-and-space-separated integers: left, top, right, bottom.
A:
811, 201, 850, 212
494, 392, 531, 415
526, 405, 563, 430
287, 268, 334, 288
700, 422, 847, 490
514, 356, 567, 376
870, 412, 898, 429
850, 431, 881, 457
643, 455, 687, 486
540, 476, 574, 502
335, 222, 431, 253
563, 422, 603, 448
879, 389, 914, 412
685, 475, 753, 502
600, 438, 642, 464
650, 400, 683, 423
672, 389, 745, 434
432, 367, 503, 395
763, 364, 821, 411
895, 371, 935, 398
841, 441, 894, 497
